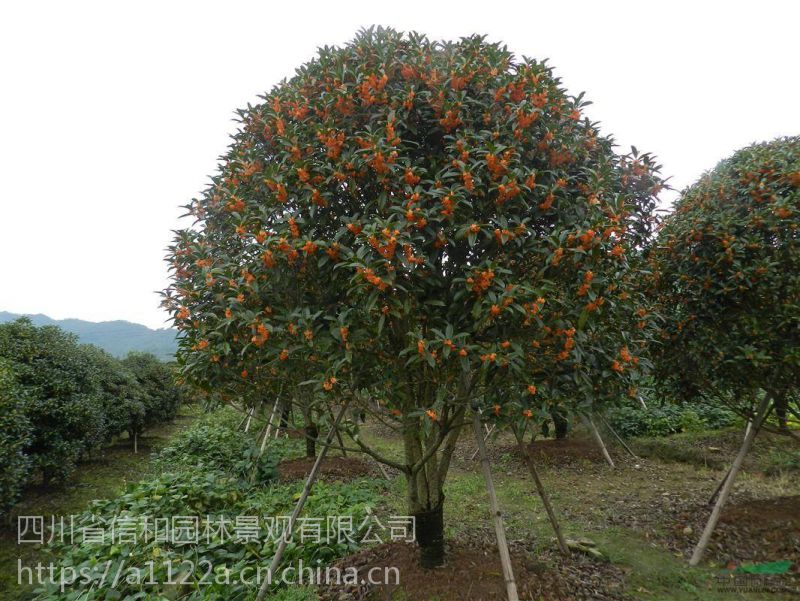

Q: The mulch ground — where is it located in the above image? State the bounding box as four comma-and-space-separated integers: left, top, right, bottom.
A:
508, 437, 621, 467
317, 540, 630, 601
277, 456, 375, 482
664, 495, 800, 569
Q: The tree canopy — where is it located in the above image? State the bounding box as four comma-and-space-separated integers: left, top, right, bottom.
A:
651, 136, 800, 423
164, 28, 664, 566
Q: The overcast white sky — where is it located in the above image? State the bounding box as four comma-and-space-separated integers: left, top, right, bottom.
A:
1, 1, 797, 329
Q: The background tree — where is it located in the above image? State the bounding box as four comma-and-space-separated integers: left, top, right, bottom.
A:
164, 28, 662, 567
0, 359, 31, 514
651, 136, 800, 564
0, 319, 105, 485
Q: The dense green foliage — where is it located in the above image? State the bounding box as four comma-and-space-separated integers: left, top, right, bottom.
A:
652, 137, 800, 416
0, 318, 181, 509
607, 400, 738, 438
33, 411, 384, 600
0, 311, 177, 360
154, 410, 286, 484
0, 359, 32, 514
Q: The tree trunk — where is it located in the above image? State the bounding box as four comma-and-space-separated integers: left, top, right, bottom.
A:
775, 394, 788, 430
690, 395, 770, 566
412, 498, 445, 569
474, 411, 519, 601
552, 408, 569, 439
305, 423, 318, 459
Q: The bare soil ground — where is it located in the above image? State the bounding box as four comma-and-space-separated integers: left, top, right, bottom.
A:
277, 456, 376, 482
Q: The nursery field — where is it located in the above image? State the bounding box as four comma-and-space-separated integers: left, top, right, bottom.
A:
3, 406, 797, 601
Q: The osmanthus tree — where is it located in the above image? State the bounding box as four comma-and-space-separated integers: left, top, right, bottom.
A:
651, 136, 800, 565
163, 28, 663, 567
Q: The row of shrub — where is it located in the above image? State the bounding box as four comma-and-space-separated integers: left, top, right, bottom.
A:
33, 409, 383, 600
606, 399, 739, 438
0, 318, 183, 514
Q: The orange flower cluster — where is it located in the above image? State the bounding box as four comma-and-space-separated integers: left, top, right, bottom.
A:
578, 229, 597, 250
356, 266, 388, 291
538, 193, 555, 210
251, 322, 270, 347
404, 168, 420, 186
550, 247, 564, 266
577, 271, 594, 297
485, 153, 508, 179
368, 228, 398, 259
440, 195, 456, 218
326, 242, 340, 261
317, 130, 345, 159
496, 180, 520, 205
322, 376, 337, 391
556, 327, 575, 361
359, 73, 388, 105
288, 218, 300, 238
439, 109, 462, 132
403, 244, 424, 265
467, 269, 495, 294
227, 196, 246, 212
585, 296, 605, 312
452, 172, 470, 197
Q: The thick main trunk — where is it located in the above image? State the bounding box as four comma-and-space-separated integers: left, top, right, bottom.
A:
305, 423, 318, 458
553, 409, 569, 439
412, 498, 445, 569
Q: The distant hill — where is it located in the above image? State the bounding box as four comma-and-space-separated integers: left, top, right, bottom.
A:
0, 312, 178, 361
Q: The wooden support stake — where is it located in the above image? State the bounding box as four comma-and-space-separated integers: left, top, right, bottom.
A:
470, 423, 496, 461
513, 427, 569, 555
690, 396, 770, 566
582, 415, 615, 468
597, 414, 638, 460
473, 410, 519, 601
255, 400, 350, 601
244, 406, 254, 433
259, 400, 280, 454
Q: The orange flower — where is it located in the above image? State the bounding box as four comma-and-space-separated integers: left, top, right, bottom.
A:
527, 384, 537, 395
463, 172, 475, 192
611, 360, 624, 373
522, 409, 533, 419
469, 223, 480, 234
493, 404, 501, 417
241, 369, 248, 378
426, 409, 438, 421
339, 326, 349, 342
404, 168, 420, 186
417, 340, 426, 355
279, 349, 289, 361
490, 304, 501, 316
501, 340, 510, 349
347, 222, 363, 235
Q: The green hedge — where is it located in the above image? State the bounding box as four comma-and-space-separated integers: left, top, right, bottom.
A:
607, 400, 738, 438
